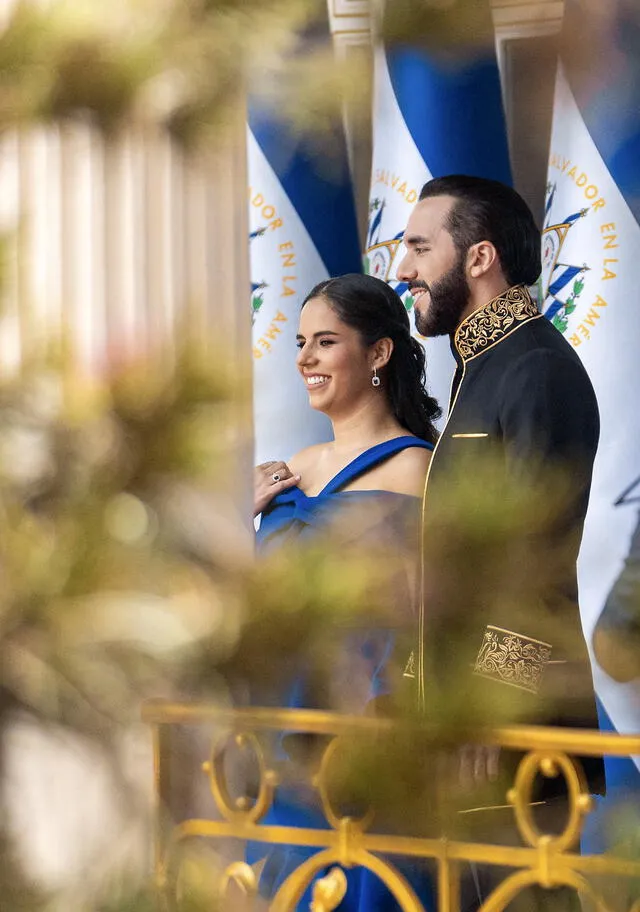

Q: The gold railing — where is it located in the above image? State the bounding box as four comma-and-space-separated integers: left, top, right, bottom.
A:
142, 701, 640, 912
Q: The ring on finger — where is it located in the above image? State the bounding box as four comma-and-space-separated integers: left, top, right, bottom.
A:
272, 472, 281, 483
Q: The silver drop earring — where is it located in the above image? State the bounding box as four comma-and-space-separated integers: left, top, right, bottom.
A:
371, 367, 381, 388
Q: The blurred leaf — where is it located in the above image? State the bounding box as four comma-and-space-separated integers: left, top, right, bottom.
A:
382, 0, 497, 56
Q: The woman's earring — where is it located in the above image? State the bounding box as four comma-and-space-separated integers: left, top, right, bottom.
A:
371, 367, 381, 388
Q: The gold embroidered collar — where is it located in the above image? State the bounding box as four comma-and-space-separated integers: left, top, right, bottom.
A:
453, 285, 540, 362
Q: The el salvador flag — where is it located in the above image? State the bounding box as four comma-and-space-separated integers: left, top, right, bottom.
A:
365, 2, 512, 416
541, 0, 640, 852
248, 17, 361, 465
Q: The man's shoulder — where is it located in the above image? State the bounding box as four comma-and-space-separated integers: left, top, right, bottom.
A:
499, 313, 578, 354
495, 326, 600, 445
498, 319, 594, 386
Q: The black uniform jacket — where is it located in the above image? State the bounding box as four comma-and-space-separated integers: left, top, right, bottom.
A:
416, 284, 604, 796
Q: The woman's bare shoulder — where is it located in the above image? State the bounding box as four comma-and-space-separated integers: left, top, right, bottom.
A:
288, 442, 327, 475
373, 443, 432, 497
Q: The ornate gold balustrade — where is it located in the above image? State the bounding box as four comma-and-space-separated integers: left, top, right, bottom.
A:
142, 701, 640, 912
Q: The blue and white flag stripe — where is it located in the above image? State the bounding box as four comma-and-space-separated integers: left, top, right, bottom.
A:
248, 40, 361, 465
567, 4, 640, 228
385, 47, 511, 184
547, 264, 586, 301
543, 0, 640, 833
365, 32, 512, 416
250, 110, 361, 282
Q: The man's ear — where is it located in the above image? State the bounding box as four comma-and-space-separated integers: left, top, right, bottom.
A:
467, 240, 498, 279
371, 337, 394, 370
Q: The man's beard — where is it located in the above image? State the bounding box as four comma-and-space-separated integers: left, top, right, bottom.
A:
413, 254, 470, 337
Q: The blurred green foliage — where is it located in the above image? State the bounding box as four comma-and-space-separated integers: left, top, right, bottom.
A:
381, 0, 497, 54
0, 344, 252, 909
0, 0, 637, 909
0, 0, 368, 146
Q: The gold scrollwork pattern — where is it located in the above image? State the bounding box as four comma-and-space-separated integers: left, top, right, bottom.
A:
220, 861, 258, 898
507, 750, 591, 854
454, 285, 540, 361
310, 867, 348, 911
473, 625, 552, 694
315, 737, 375, 831
272, 840, 427, 912
143, 703, 640, 912
202, 729, 278, 825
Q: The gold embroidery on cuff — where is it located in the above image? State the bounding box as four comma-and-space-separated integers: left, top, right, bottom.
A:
473, 625, 552, 694
403, 650, 416, 679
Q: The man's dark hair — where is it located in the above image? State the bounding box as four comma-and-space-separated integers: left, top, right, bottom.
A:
419, 175, 541, 287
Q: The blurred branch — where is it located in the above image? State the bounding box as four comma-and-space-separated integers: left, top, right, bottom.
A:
0, 0, 336, 145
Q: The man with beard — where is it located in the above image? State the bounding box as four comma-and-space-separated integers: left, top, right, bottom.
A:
397, 176, 603, 910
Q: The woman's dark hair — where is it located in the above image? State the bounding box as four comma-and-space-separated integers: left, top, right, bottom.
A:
420, 175, 541, 287
302, 273, 441, 444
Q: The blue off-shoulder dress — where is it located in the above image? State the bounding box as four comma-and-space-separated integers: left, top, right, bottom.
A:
249, 436, 435, 911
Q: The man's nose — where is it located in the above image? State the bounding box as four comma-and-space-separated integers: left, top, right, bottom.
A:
396, 252, 416, 283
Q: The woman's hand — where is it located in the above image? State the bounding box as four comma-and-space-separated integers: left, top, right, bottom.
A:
254, 461, 300, 517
